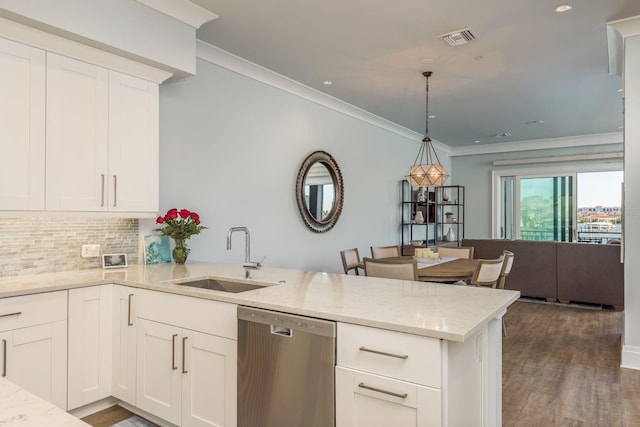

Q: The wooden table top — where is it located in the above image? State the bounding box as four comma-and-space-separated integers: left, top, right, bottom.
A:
418, 258, 478, 281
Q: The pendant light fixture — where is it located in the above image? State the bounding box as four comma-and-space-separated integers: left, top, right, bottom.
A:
406, 71, 449, 187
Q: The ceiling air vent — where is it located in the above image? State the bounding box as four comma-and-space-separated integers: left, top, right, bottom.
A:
438, 28, 477, 47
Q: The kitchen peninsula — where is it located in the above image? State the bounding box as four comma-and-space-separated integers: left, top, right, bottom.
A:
0, 263, 519, 427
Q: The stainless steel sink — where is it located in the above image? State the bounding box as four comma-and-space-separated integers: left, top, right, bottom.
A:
174, 278, 266, 293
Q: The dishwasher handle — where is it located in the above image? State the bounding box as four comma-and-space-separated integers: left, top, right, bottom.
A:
270, 325, 292, 337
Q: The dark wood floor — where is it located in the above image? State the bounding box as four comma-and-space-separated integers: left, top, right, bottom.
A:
503, 300, 640, 426
81, 405, 139, 426
82, 300, 640, 427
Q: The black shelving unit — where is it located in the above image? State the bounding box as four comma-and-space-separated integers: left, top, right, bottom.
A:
400, 181, 464, 255
434, 185, 465, 248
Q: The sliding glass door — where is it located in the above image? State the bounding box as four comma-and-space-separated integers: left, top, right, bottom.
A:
496, 168, 623, 242
518, 176, 574, 241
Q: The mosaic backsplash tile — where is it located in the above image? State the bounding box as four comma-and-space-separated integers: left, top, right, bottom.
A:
0, 218, 139, 277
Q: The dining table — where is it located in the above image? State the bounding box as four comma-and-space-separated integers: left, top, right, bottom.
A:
417, 257, 479, 282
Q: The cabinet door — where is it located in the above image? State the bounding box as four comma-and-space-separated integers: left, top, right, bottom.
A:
137, 319, 182, 425
182, 329, 237, 427
108, 71, 159, 212
46, 52, 109, 211
335, 367, 441, 427
68, 285, 113, 410
0, 37, 45, 210
0, 321, 68, 409
112, 285, 137, 405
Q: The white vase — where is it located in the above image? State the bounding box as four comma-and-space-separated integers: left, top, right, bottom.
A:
445, 227, 455, 242
414, 211, 424, 224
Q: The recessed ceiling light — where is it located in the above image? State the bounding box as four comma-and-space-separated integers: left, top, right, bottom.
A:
474, 140, 481, 144
421, 58, 435, 64
555, 4, 572, 13
322, 80, 332, 86
617, 88, 623, 92
494, 132, 511, 138
618, 125, 624, 129
525, 120, 544, 125
428, 115, 436, 119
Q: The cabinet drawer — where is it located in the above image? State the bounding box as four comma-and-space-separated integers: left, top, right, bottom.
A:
0, 291, 67, 332
335, 366, 441, 427
137, 289, 236, 340
337, 323, 441, 388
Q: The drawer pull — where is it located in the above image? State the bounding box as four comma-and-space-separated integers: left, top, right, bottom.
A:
2, 339, 6, 377
359, 346, 408, 360
182, 337, 188, 374
127, 294, 134, 326
0, 311, 22, 318
171, 334, 178, 370
358, 382, 408, 399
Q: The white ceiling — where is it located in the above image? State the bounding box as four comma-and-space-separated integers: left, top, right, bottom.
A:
191, 0, 640, 147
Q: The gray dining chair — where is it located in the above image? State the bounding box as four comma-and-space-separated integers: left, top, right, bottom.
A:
340, 248, 363, 275
363, 257, 418, 281
370, 245, 401, 259
469, 256, 504, 288
435, 245, 475, 259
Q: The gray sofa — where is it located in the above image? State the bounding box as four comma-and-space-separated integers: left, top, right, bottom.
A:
462, 239, 624, 308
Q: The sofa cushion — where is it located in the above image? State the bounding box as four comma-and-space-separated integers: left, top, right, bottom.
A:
556, 242, 623, 307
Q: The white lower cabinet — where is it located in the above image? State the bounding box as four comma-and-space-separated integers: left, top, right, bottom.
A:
336, 367, 441, 427
136, 289, 237, 427
336, 322, 487, 427
112, 285, 138, 405
68, 285, 113, 410
0, 291, 67, 409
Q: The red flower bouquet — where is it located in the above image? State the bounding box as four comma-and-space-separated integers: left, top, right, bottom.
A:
154, 208, 207, 264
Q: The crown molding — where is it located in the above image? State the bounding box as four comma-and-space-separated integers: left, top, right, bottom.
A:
135, 0, 218, 28
196, 40, 440, 147
0, 16, 172, 83
450, 132, 623, 157
608, 15, 640, 39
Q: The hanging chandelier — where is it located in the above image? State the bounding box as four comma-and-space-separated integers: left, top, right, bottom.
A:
406, 71, 449, 187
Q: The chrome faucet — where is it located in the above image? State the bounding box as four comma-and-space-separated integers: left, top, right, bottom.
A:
226, 227, 263, 278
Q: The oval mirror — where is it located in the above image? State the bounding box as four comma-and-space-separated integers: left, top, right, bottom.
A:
296, 151, 344, 233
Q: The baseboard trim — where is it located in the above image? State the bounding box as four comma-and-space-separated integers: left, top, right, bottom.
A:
621, 345, 640, 370
68, 396, 119, 419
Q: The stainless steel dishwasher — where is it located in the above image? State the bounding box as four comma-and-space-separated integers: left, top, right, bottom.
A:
237, 306, 336, 427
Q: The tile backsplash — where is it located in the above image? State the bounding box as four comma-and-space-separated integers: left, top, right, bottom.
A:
0, 218, 139, 278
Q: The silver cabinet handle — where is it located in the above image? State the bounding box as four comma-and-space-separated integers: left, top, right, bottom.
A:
359, 346, 409, 360
171, 334, 178, 370
100, 174, 105, 207
0, 311, 22, 318
2, 339, 6, 377
113, 175, 117, 207
127, 294, 134, 326
358, 382, 408, 399
182, 337, 188, 374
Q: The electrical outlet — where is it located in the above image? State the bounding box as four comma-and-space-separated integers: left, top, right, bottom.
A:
81, 244, 101, 258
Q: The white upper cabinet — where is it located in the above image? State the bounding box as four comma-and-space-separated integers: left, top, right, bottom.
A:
108, 71, 159, 212
46, 53, 109, 211
46, 53, 159, 213
0, 38, 45, 210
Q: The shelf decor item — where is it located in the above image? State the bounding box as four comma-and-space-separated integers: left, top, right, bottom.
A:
445, 227, 456, 242
154, 208, 207, 264
405, 71, 449, 188
414, 211, 425, 224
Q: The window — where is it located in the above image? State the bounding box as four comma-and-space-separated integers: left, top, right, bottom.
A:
494, 168, 622, 242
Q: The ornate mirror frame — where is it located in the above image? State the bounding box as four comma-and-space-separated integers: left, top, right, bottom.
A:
296, 150, 344, 233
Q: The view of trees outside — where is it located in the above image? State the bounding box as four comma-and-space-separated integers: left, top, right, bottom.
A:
520, 176, 572, 241
518, 171, 623, 243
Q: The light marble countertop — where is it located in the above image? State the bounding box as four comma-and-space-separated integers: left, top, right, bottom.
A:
0, 262, 519, 342
0, 378, 89, 426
